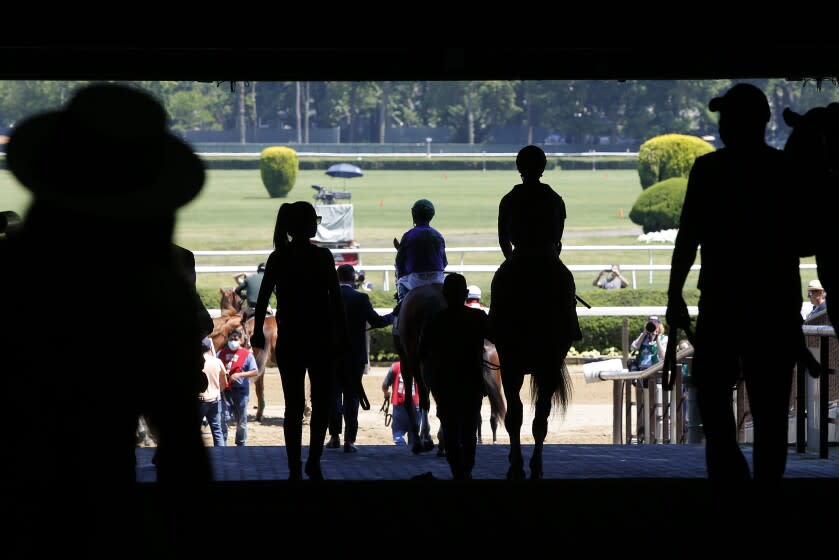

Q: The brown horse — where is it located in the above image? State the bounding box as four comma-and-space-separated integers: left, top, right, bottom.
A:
219, 287, 279, 421
478, 341, 505, 444
394, 283, 446, 453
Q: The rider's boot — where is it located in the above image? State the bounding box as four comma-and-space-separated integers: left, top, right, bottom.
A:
391, 294, 402, 336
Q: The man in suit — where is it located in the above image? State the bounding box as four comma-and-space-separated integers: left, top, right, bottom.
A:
326, 264, 395, 452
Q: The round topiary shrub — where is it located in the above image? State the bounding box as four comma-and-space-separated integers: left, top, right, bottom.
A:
629, 177, 688, 233
637, 134, 714, 189
260, 146, 299, 198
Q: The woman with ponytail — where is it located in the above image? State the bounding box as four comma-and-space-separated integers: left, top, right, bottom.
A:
251, 201, 349, 480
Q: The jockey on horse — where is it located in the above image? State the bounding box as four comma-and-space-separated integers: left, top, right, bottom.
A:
489, 145, 582, 479
392, 198, 447, 332
391, 198, 448, 453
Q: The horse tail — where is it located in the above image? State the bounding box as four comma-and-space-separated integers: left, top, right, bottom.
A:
484, 368, 506, 423
529, 358, 572, 416
482, 345, 506, 422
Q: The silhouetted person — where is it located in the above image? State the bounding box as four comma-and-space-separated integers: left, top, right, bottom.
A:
235, 261, 266, 321
326, 264, 394, 452
2, 83, 211, 556
667, 83, 802, 484
420, 273, 491, 480
251, 201, 348, 480
489, 145, 580, 480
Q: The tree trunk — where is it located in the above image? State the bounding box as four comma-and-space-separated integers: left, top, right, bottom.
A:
295, 81, 302, 143
238, 82, 246, 144
379, 81, 390, 144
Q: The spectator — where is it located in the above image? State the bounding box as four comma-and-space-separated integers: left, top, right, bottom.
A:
806, 279, 827, 320
326, 264, 394, 453
629, 316, 666, 371
465, 284, 488, 311
218, 328, 259, 446
355, 270, 374, 292
593, 264, 629, 289
381, 361, 421, 446
199, 337, 228, 447
420, 273, 492, 480
250, 201, 349, 481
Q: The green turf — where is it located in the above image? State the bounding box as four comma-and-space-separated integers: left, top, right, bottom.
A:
6, 166, 811, 296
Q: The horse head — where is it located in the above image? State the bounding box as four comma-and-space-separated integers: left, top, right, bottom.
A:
219, 287, 243, 316
784, 103, 839, 331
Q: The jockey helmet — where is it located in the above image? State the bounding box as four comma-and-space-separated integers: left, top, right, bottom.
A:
516, 145, 547, 176
411, 199, 435, 222
467, 285, 482, 300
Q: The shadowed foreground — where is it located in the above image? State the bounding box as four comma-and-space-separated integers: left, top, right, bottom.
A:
135, 444, 838, 549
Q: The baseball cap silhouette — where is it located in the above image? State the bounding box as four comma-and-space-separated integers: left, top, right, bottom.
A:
708, 83, 770, 123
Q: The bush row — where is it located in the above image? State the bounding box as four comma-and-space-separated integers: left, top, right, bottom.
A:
199, 155, 636, 171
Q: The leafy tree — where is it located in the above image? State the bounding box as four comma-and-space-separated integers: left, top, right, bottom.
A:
259, 146, 299, 198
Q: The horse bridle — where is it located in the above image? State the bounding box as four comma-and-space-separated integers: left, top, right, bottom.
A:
380, 398, 392, 427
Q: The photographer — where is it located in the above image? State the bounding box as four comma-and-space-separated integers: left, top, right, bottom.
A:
629, 316, 666, 371
593, 264, 629, 289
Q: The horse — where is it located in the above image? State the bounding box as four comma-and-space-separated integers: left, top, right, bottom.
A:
394, 283, 446, 453
489, 254, 578, 480
477, 341, 505, 444
783, 102, 839, 332
219, 287, 278, 421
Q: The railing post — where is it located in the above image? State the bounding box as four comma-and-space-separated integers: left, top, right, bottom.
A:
625, 380, 633, 444
612, 380, 623, 444
649, 249, 653, 285
819, 335, 830, 458
796, 357, 807, 453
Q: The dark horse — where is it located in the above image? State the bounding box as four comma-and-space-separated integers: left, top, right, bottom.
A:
783, 102, 839, 332
489, 254, 578, 480
394, 283, 445, 453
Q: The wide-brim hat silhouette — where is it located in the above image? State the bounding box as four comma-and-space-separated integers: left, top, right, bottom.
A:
6, 83, 204, 218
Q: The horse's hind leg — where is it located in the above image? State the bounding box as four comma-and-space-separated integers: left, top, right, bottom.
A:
530, 391, 551, 480
490, 415, 498, 444
254, 376, 266, 421
500, 365, 525, 480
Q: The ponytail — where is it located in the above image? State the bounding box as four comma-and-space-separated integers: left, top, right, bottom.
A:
273, 203, 292, 249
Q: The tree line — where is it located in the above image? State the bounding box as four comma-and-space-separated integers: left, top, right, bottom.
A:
1, 79, 837, 146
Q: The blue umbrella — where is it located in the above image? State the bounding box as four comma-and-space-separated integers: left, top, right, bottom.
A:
325, 163, 364, 179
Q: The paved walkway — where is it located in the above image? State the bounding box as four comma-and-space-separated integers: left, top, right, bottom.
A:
135, 443, 839, 482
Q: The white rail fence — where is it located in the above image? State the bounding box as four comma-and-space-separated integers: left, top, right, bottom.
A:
196, 245, 818, 292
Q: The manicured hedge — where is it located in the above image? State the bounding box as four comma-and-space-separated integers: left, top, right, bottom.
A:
629, 177, 688, 233
637, 134, 714, 189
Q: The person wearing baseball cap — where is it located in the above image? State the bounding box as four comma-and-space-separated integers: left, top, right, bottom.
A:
666, 82, 804, 483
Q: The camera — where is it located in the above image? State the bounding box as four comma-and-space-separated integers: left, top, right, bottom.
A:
645, 321, 657, 333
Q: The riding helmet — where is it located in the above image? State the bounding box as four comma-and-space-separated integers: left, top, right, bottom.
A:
411, 198, 435, 222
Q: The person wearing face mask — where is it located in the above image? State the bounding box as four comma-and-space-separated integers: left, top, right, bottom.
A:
217, 329, 259, 446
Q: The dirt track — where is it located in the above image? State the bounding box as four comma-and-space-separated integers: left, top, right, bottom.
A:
168, 364, 617, 448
